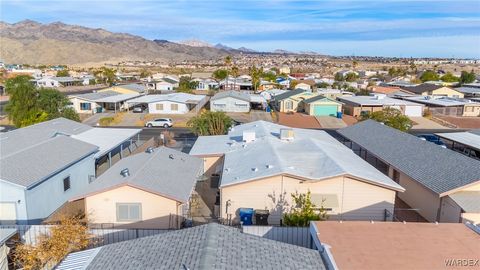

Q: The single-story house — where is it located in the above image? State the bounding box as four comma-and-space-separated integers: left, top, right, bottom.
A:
303, 95, 343, 116
219, 78, 253, 91
402, 96, 480, 117
70, 147, 203, 229
36, 77, 84, 87
68, 90, 140, 114
455, 87, 480, 98
192, 78, 218, 91
144, 80, 175, 91
338, 120, 480, 224
273, 89, 319, 113
210, 90, 251, 112
259, 89, 288, 101
127, 93, 206, 114
56, 223, 325, 270
316, 88, 353, 100
337, 94, 424, 117
401, 84, 464, 98
100, 83, 146, 95
295, 82, 312, 91
381, 80, 419, 88
189, 121, 404, 225
311, 221, 480, 270
435, 129, 480, 160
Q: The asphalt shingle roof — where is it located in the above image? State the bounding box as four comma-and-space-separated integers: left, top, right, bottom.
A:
56, 223, 325, 270
337, 120, 480, 195
273, 89, 306, 101
73, 147, 203, 202
401, 84, 444, 94
449, 191, 480, 212
211, 90, 251, 102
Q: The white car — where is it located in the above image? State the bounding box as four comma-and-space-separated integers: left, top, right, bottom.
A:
145, 118, 173, 128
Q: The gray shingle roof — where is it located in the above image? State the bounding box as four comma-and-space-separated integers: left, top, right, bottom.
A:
70, 90, 120, 101
211, 90, 251, 102
273, 89, 306, 101
0, 135, 98, 188
449, 191, 480, 213
115, 83, 145, 93
303, 95, 341, 104
401, 84, 444, 94
337, 120, 480, 195
73, 147, 203, 202
57, 223, 325, 270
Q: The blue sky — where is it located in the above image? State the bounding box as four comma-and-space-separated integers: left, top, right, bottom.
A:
2, 0, 480, 58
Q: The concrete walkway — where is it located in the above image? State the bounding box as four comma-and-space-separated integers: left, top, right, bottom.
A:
316, 116, 347, 129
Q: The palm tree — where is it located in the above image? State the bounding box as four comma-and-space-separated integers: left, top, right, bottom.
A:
231, 66, 239, 91
224, 55, 232, 90
352, 60, 358, 70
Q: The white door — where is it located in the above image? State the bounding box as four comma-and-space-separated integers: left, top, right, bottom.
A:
0, 202, 17, 225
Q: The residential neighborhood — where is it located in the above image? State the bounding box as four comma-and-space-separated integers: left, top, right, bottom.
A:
1, 1, 480, 269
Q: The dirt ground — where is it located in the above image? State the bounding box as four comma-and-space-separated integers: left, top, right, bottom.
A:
277, 112, 321, 129
436, 116, 480, 129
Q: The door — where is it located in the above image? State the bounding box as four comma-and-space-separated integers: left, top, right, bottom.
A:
313, 105, 337, 116
0, 202, 17, 225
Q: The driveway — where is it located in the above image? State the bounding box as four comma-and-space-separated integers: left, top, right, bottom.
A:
316, 116, 347, 129
410, 117, 450, 130
250, 111, 272, 122
82, 112, 114, 126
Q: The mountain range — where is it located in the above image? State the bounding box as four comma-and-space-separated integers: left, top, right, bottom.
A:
0, 20, 318, 65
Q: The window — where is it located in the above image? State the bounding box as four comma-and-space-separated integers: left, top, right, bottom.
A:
116, 203, 142, 222
80, 102, 91, 110
171, 104, 179, 111
156, 104, 164, 111
63, 176, 71, 191
285, 100, 293, 110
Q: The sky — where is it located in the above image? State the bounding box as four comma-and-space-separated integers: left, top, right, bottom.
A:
2, 0, 480, 58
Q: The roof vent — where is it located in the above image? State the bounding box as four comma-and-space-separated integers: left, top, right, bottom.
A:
145, 147, 154, 153
280, 128, 294, 141
243, 131, 256, 143
266, 164, 273, 169
169, 154, 174, 159
120, 168, 130, 177
252, 167, 258, 172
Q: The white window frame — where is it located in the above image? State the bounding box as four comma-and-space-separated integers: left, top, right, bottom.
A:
116, 203, 142, 222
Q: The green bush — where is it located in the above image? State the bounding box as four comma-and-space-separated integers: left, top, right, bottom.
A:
99, 117, 114, 126
283, 191, 328, 227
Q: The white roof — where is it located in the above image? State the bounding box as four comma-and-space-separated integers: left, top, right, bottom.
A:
189, 121, 404, 191
404, 96, 480, 107
72, 128, 141, 158
338, 95, 423, 106
435, 131, 480, 151
95, 93, 140, 103
249, 94, 267, 103
127, 93, 205, 104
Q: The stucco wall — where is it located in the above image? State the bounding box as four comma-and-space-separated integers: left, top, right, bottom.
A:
211, 97, 250, 112
202, 156, 224, 176
25, 154, 96, 223
69, 97, 100, 114
85, 185, 183, 229
148, 101, 190, 114
421, 87, 464, 98
0, 180, 27, 224
220, 175, 396, 225
439, 196, 462, 223
463, 105, 480, 117
461, 213, 480, 225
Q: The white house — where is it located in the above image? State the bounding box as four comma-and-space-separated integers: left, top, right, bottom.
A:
127, 93, 206, 114
192, 78, 219, 91
295, 83, 312, 91
68, 91, 140, 114
36, 77, 84, 88
210, 91, 251, 112
145, 80, 175, 91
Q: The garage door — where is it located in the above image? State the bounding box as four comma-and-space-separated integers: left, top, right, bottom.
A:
313, 105, 337, 116
404, 105, 423, 117
0, 202, 17, 225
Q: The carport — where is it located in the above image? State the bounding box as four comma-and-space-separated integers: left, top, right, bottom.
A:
94, 94, 140, 113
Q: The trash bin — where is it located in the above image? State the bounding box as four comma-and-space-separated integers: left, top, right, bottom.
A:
210, 174, 220, 188
239, 208, 254, 225
336, 111, 343, 119
255, 209, 270, 225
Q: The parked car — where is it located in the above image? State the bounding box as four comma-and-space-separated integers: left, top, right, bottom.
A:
417, 134, 446, 147
145, 118, 173, 128
132, 107, 143, 113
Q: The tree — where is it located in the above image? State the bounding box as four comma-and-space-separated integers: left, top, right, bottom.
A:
231, 66, 239, 90
334, 72, 345, 82
440, 72, 459, 83
177, 76, 198, 94
361, 107, 413, 132
139, 69, 152, 78
94, 67, 117, 86
316, 82, 330, 88
213, 69, 228, 81
224, 55, 232, 89
56, 70, 70, 77
352, 60, 358, 70
14, 215, 91, 270
249, 65, 261, 91
459, 70, 476, 85
419, 70, 439, 82
283, 190, 328, 227
5, 76, 46, 127
187, 111, 232, 136
289, 80, 299, 89
345, 72, 359, 82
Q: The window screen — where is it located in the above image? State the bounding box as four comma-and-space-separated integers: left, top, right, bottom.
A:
116, 203, 142, 222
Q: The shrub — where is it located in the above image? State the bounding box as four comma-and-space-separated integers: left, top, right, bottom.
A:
283, 191, 328, 227
99, 116, 114, 126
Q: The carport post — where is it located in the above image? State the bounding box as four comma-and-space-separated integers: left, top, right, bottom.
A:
108, 152, 112, 168
120, 144, 123, 159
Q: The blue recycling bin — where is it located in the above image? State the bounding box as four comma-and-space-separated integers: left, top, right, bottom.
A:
336, 111, 343, 119
239, 208, 254, 225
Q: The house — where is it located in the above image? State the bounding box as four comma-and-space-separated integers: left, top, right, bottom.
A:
381, 80, 419, 88
302, 95, 343, 117
36, 77, 83, 87
279, 65, 291, 74
310, 221, 480, 270
219, 78, 253, 91
403, 96, 480, 117
371, 86, 414, 96
455, 87, 480, 98
192, 78, 218, 91
259, 89, 288, 101
68, 90, 140, 114
317, 88, 354, 99
401, 84, 464, 98
276, 77, 291, 88
127, 93, 206, 114
0, 228, 17, 269
210, 90, 251, 112
295, 82, 312, 91
436, 129, 480, 160
144, 80, 175, 91
338, 120, 480, 224
273, 89, 319, 113
100, 83, 146, 95
337, 94, 424, 117
70, 147, 203, 229
189, 121, 404, 225
56, 223, 325, 270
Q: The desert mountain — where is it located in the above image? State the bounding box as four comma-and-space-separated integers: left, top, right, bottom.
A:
0, 20, 232, 65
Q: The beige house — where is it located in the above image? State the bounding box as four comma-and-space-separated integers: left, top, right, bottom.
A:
338, 94, 424, 117
71, 147, 203, 229
190, 121, 404, 225
303, 95, 343, 116
402, 84, 464, 98
274, 89, 320, 113
339, 120, 480, 225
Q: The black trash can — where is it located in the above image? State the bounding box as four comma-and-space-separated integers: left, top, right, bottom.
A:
255, 209, 270, 225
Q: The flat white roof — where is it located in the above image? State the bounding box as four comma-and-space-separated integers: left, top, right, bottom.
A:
404, 96, 480, 106
435, 131, 480, 151
95, 93, 140, 103
338, 95, 422, 106
127, 93, 205, 104
72, 128, 141, 158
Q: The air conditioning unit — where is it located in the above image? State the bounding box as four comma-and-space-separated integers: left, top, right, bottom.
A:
242, 131, 256, 143
280, 128, 295, 141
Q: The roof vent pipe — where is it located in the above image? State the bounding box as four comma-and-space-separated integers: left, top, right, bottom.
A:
120, 168, 130, 177
145, 147, 154, 153
169, 154, 174, 159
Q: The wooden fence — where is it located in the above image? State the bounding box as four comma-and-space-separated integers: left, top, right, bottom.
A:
0, 225, 170, 248
241, 226, 312, 248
